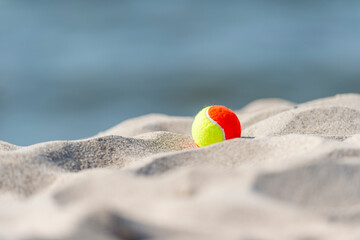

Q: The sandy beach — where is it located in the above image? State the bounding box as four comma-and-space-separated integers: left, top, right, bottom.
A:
1, 93, 360, 239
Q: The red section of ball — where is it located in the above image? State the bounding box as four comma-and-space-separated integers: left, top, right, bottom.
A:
208, 105, 241, 140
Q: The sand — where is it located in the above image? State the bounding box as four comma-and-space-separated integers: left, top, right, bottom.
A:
1, 93, 360, 240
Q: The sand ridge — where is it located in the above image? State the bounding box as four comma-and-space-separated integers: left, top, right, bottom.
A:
1, 94, 360, 239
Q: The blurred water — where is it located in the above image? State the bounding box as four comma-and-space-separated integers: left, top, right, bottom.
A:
1, 0, 360, 145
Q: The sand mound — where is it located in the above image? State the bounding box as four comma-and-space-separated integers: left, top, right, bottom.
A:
244, 106, 360, 137
96, 114, 193, 137
0, 132, 195, 196
0, 141, 20, 151
134, 134, 325, 175
2, 93, 360, 239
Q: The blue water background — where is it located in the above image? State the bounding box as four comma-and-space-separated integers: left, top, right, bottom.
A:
1, 1, 360, 145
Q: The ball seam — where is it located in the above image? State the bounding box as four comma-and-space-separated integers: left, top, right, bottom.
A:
206, 107, 225, 141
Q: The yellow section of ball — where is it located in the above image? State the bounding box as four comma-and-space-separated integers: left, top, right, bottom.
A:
191, 107, 224, 147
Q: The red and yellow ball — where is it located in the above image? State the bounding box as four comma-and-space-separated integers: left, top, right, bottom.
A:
192, 105, 241, 147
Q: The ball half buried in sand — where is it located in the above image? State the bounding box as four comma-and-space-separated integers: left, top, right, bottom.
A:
191, 105, 241, 147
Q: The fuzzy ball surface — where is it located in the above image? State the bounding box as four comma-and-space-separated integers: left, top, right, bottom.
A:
191, 105, 241, 147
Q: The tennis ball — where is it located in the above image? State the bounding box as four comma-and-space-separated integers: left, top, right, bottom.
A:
192, 105, 241, 147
